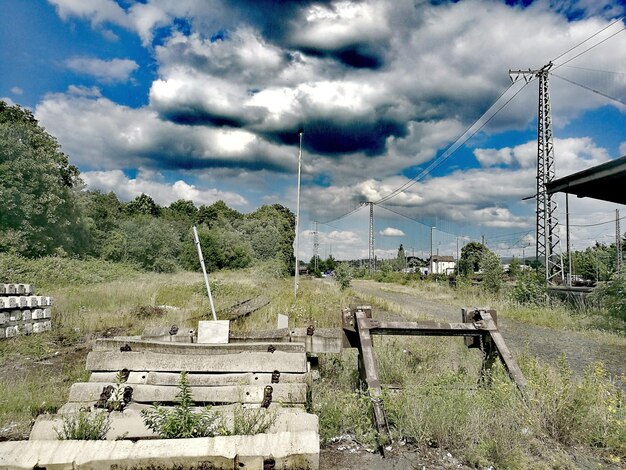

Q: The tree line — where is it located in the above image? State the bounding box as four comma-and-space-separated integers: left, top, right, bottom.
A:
0, 101, 295, 274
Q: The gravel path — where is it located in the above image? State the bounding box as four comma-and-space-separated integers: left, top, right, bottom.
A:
350, 280, 626, 387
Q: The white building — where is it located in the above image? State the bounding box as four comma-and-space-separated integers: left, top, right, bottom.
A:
429, 255, 456, 275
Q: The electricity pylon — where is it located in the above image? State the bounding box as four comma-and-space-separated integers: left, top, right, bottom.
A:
313, 221, 319, 272
510, 62, 564, 285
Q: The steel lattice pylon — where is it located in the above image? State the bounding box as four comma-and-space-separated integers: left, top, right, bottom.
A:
313, 221, 319, 272
368, 202, 375, 275
510, 62, 564, 285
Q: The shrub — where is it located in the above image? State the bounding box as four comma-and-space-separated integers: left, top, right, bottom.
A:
141, 371, 218, 438
591, 275, 626, 321
225, 405, 276, 435
334, 262, 352, 290
511, 271, 546, 305
56, 410, 110, 440
480, 250, 503, 295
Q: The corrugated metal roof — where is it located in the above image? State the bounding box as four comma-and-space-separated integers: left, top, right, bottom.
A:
546, 155, 626, 205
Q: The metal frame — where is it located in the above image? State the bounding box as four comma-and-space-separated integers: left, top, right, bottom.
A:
342, 306, 527, 450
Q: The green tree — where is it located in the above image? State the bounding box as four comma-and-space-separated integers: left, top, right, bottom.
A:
0, 101, 87, 256
508, 256, 521, 278
334, 262, 352, 290
79, 190, 123, 257
124, 193, 161, 217
395, 244, 406, 271
179, 225, 253, 272
167, 199, 198, 219
458, 242, 486, 276
480, 250, 504, 295
196, 200, 242, 228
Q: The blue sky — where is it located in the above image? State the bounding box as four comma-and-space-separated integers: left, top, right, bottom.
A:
1, 0, 625, 261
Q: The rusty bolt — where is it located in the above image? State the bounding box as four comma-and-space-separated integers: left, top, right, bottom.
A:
306, 325, 315, 336
271, 370, 280, 384
261, 385, 273, 408
119, 344, 132, 352
267, 345, 276, 353
169, 325, 179, 335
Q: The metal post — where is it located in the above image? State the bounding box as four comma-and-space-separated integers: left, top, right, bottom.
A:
294, 131, 303, 301
313, 221, 319, 272
617, 209, 622, 277
193, 226, 217, 321
566, 194, 572, 286
430, 226, 435, 274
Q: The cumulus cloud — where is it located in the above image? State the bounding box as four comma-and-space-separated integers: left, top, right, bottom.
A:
81, 168, 247, 207
66, 57, 139, 82
10, 86, 23, 95
380, 227, 405, 237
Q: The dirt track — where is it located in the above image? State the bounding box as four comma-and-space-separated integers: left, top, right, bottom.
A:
350, 280, 626, 386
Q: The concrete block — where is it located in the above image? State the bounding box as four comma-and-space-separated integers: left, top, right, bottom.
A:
5, 284, 17, 294
43, 308, 52, 319
69, 382, 308, 405
88, 370, 309, 386
37, 296, 52, 307
86, 350, 308, 374
31, 405, 318, 441
21, 323, 33, 335
18, 296, 28, 307
277, 314, 289, 329
22, 309, 31, 321
1, 431, 319, 469
25, 296, 38, 307
0, 328, 5, 339
4, 297, 18, 308
5, 326, 17, 338
43, 320, 52, 331
33, 323, 45, 333
0, 312, 6, 325
10, 310, 22, 322
93, 338, 306, 355
32, 308, 43, 320
197, 320, 229, 344
0, 284, 5, 294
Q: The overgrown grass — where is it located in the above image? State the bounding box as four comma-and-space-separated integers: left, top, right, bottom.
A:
1, 260, 624, 467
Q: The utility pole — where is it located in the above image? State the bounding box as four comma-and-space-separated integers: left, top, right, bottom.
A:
361, 202, 375, 276
294, 131, 303, 302
510, 62, 564, 285
566, 194, 571, 286
617, 209, 622, 277
430, 226, 435, 274
313, 220, 319, 272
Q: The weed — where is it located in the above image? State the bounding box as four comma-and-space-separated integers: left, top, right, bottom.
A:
224, 404, 277, 435
56, 410, 110, 440
141, 371, 218, 438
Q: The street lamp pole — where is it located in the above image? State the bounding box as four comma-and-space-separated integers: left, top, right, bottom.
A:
294, 131, 303, 302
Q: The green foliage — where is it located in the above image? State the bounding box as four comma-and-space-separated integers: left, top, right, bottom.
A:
225, 405, 277, 435
458, 242, 486, 276
102, 217, 181, 272
0, 101, 87, 256
141, 371, 218, 438
511, 271, 546, 305
591, 275, 626, 321
56, 410, 110, 440
334, 262, 352, 290
395, 244, 406, 271
480, 250, 503, 295
569, 243, 616, 282
0, 252, 139, 288
167, 199, 198, 219
124, 193, 161, 217
508, 256, 521, 278
196, 200, 242, 227
179, 225, 253, 272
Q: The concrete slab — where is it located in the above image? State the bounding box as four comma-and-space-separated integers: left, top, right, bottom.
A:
93, 338, 306, 355
229, 328, 344, 353
30, 405, 318, 440
89, 371, 309, 386
86, 350, 308, 373
197, 320, 230, 344
68, 382, 308, 405
278, 314, 289, 329
1, 431, 319, 469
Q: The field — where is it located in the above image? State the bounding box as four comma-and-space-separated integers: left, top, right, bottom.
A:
0, 259, 625, 469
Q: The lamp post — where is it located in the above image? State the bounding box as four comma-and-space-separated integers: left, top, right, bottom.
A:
294, 130, 303, 302
430, 226, 435, 275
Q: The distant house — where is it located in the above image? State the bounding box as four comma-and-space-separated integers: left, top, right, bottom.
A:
429, 255, 456, 275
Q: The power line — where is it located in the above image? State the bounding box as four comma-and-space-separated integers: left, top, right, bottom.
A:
375, 81, 530, 204
553, 25, 626, 71
551, 15, 625, 63
570, 214, 626, 227
561, 65, 626, 76
317, 205, 363, 226
550, 72, 626, 107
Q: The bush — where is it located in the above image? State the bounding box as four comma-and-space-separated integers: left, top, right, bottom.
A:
511, 271, 546, 305
141, 371, 218, 438
591, 276, 626, 321
480, 250, 503, 295
56, 410, 110, 440
334, 262, 352, 290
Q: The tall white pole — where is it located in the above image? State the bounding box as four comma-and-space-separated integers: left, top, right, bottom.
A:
193, 226, 217, 321
294, 131, 303, 301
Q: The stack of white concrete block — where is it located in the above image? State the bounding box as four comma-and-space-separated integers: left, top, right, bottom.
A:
0, 283, 52, 339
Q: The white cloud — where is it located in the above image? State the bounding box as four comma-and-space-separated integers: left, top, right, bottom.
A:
380, 227, 405, 237
620, 142, 626, 156
10, 87, 23, 95
81, 169, 247, 207
66, 57, 139, 82
1, 97, 16, 106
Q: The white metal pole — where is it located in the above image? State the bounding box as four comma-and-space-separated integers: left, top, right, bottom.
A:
193, 226, 217, 321
294, 131, 303, 301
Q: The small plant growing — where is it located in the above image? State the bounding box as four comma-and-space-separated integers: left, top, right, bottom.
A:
56, 410, 110, 440
141, 371, 218, 438
334, 262, 352, 290
226, 404, 276, 435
